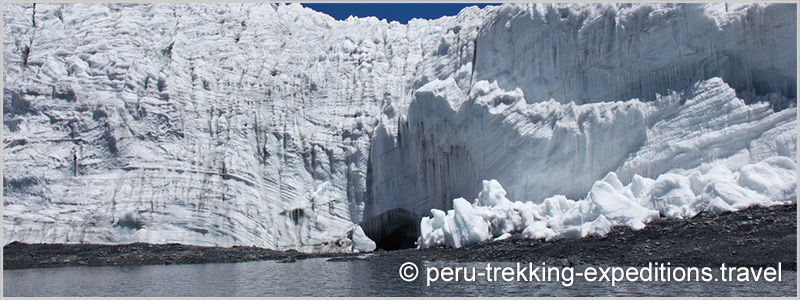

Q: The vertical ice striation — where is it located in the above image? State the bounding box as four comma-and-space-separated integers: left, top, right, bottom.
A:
473, 3, 796, 104
368, 79, 650, 217
3, 3, 796, 251
3, 3, 396, 250
2, 3, 490, 250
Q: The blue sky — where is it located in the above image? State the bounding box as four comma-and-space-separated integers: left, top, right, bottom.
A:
301, 3, 496, 23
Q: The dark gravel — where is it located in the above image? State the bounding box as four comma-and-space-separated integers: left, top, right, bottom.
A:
369, 203, 797, 271
4, 203, 796, 270
3, 242, 358, 270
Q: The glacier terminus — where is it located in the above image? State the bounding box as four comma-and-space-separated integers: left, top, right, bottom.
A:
3, 3, 797, 253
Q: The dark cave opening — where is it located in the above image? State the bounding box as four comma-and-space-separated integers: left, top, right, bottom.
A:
360, 208, 420, 251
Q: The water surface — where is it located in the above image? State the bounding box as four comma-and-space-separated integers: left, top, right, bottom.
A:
4, 259, 796, 297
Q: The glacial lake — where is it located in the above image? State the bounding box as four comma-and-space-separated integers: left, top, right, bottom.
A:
4, 258, 796, 297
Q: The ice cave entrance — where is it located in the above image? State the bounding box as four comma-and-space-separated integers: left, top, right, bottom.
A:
360, 208, 420, 250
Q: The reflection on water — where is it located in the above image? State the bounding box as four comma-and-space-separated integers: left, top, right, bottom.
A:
4, 258, 796, 297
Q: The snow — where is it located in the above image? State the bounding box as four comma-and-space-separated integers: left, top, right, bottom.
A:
3, 3, 796, 252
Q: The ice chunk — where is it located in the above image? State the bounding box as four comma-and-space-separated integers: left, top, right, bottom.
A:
521, 221, 556, 240
582, 215, 612, 238
648, 174, 698, 218
493, 233, 512, 241
475, 179, 511, 208
586, 180, 658, 230
738, 157, 797, 201
452, 198, 492, 247
350, 225, 376, 253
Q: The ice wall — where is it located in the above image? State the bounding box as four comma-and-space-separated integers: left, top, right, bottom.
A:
3, 3, 403, 250
368, 78, 649, 216
473, 3, 796, 104
2, 3, 493, 250
366, 3, 797, 225
368, 77, 796, 222
3, 3, 796, 251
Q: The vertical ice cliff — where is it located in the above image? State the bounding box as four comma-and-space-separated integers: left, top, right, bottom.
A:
3, 3, 796, 251
366, 3, 796, 232
473, 3, 796, 104
2, 3, 489, 251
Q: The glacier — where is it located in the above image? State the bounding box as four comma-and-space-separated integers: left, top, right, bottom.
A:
3, 3, 797, 252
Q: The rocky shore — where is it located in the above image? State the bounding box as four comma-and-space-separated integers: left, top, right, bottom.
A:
367, 203, 797, 271
2, 242, 359, 269
4, 203, 796, 270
